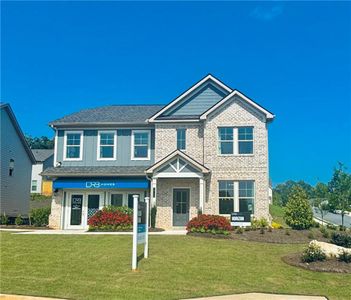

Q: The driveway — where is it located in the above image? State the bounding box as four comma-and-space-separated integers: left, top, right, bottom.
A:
313, 209, 351, 228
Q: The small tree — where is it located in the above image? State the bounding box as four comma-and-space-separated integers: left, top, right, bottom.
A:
284, 186, 313, 230
328, 163, 351, 228
312, 198, 329, 226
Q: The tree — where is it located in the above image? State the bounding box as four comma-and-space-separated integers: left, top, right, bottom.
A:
273, 180, 314, 206
284, 185, 313, 230
328, 163, 351, 228
311, 197, 329, 226
26, 135, 54, 149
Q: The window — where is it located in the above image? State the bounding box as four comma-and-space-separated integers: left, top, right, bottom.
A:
177, 128, 186, 150
239, 181, 254, 213
218, 127, 234, 154
219, 180, 234, 214
111, 194, 123, 207
98, 131, 116, 160
31, 180, 38, 192
218, 180, 255, 214
9, 159, 14, 176
132, 130, 150, 160
238, 127, 253, 154
64, 131, 83, 160
218, 127, 254, 155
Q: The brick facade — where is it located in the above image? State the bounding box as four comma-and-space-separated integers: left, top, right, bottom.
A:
48, 190, 63, 229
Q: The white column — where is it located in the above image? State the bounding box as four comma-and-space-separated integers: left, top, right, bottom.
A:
199, 178, 204, 213
132, 194, 139, 271
144, 197, 149, 259
152, 178, 157, 207
234, 181, 239, 212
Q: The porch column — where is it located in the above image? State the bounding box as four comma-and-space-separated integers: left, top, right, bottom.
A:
199, 177, 204, 213
151, 178, 157, 207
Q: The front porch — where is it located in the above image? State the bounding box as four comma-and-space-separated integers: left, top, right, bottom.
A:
146, 150, 210, 229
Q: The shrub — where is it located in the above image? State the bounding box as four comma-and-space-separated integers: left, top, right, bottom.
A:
30, 194, 51, 201
338, 250, 351, 263
0, 213, 9, 225
151, 206, 157, 228
251, 217, 268, 230
15, 214, 23, 226
236, 227, 243, 234
284, 186, 313, 230
327, 224, 337, 230
103, 205, 133, 215
186, 214, 231, 235
312, 220, 320, 228
88, 207, 132, 231
30, 207, 51, 226
320, 226, 330, 238
330, 231, 351, 248
301, 242, 326, 263
271, 221, 283, 229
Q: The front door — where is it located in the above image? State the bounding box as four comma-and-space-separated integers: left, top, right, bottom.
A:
68, 194, 84, 229
173, 189, 189, 226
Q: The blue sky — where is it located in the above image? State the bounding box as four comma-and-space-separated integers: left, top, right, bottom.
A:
1, 1, 351, 185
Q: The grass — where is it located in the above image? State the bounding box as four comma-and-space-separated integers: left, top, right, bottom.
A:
1, 232, 350, 300
270, 204, 288, 227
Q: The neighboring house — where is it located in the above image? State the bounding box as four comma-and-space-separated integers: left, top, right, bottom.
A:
42, 75, 275, 229
31, 149, 54, 195
0, 103, 36, 218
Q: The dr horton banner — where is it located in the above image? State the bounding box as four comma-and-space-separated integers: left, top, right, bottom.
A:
53, 178, 149, 189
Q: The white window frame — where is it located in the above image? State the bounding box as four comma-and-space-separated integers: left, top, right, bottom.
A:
31, 180, 38, 192
97, 130, 117, 161
176, 128, 186, 151
131, 130, 151, 160
217, 126, 254, 156
63, 131, 84, 161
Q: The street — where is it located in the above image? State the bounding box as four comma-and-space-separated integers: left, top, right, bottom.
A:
313, 209, 351, 228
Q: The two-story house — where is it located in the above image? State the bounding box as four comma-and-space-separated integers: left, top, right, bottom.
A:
42, 75, 274, 230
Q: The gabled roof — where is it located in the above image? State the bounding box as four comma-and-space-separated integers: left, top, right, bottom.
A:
145, 150, 210, 174
31, 149, 54, 162
49, 105, 164, 127
147, 74, 233, 122
0, 103, 36, 163
200, 89, 275, 120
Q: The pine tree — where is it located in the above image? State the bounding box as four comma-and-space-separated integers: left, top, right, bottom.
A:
284, 186, 313, 230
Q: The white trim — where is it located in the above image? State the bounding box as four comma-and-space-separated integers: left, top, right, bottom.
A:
97, 130, 117, 161
154, 172, 202, 178
131, 129, 151, 161
199, 178, 204, 211
63, 130, 83, 161
53, 129, 58, 166
217, 126, 254, 156
148, 75, 233, 122
200, 90, 275, 120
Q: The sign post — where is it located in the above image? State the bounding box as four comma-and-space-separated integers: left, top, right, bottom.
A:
132, 195, 149, 271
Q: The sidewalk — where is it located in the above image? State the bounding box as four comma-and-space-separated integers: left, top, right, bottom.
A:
0, 228, 186, 235
183, 293, 327, 300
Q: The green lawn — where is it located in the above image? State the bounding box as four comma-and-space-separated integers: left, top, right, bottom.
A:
270, 204, 288, 227
1, 232, 350, 300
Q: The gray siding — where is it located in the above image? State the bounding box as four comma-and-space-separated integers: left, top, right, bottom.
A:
56, 128, 155, 167
43, 155, 54, 170
162, 83, 228, 116
0, 108, 32, 217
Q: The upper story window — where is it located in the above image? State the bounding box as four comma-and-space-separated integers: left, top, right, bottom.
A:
64, 131, 83, 160
31, 180, 38, 192
177, 128, 186, 151
98, 131, 116, 160
131, 130, 150, 160
218, 127, 234, 154
238, 127, 253, 154
218, 127, 253, 155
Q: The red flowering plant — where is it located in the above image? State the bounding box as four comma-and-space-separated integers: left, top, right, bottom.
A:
186, 214, 232, 235
88, 206, 133, 231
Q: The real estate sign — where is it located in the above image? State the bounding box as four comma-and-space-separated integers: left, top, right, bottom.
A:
230, 212, 251, 227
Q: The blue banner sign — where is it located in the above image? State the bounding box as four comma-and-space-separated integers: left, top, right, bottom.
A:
137, 224, 146, 244
53, 178, 149, 189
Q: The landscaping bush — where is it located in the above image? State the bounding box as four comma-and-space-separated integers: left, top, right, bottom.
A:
301, 242, 326, 263
30, 207, 51, 226
284, 186, 313, 230
0, 213, 9, 225
103, 205, 133, 215
338, 250, 351, 263
30, 194, 52, 201
271, 221, 283, 229
15, 214, 23, 226
330, 231, 351, 248
320, 226, 330, 238
251, 217, 268, 230
151, 206, 157, 228
88, 207, 132, 231
186, 214, 231, 235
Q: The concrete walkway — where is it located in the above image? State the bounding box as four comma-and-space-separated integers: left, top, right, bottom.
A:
0, 228, 187, 235
183, 293, 327, 300
0, 295, 64, 300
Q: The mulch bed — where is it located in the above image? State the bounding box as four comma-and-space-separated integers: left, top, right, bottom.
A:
88, 227, 164, 232
282, 252, 351, 273
0, 225, 52, 230
188, 228, 331, 244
